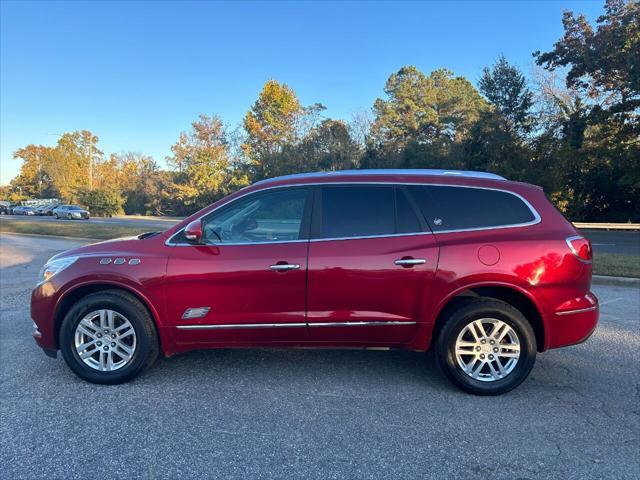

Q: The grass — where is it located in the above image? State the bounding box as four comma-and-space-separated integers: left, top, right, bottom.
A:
0, 219, 151, 240
1, 219, 638, 278
593, 253, 640, 278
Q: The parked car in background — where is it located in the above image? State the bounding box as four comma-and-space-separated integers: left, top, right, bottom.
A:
12, 205, 36, 216
37, 204, 58, 216
35, 204, 54, 215
31, 169, 598, 395
0, 201, 16, 215
53, 205, 90, 220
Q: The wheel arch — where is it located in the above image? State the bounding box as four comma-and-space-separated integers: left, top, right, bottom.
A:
53, 281, 164, 352
431, 282, 547, 352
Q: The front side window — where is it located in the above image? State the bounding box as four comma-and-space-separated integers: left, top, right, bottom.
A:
408, 185, 537, 232
200, 188, 309, 244
320, 185, 417, 239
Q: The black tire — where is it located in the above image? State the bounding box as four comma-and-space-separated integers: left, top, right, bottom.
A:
59, 290, 159, 384
55, 214, 59, 219
67, 213, 72, 220
436, 298, 536, 396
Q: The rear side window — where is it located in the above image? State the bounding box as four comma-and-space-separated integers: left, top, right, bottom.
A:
319, 186, 424, 239
407, 185, 536, 232
395, 188, 422, 234
321, 186, 395, 238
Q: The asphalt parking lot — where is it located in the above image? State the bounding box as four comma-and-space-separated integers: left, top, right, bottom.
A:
1, 233, 638, 479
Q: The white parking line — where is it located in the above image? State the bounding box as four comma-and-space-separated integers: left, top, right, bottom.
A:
599, 297, 624, 306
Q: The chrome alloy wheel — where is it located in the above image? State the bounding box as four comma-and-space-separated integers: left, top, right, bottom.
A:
74, 309, 137, 372
454, 318, 521, 382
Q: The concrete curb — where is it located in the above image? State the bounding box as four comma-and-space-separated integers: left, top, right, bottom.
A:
592, 275, 640, 287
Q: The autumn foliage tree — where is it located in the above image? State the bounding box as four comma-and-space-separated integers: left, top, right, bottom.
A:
242, 79, 329, 179
167, 114, 248, 213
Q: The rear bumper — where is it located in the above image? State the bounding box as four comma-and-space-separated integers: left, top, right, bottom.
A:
546, 293, 599, 349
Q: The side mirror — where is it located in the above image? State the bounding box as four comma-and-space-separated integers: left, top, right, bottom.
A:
184, 219, 203, 244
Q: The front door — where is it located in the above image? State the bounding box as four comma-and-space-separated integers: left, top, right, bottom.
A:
306, 185, 439, 345
164, 187, 312, 347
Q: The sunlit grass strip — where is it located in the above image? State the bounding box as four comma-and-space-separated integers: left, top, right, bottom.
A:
0, 220, 150, 240
593, 253, 640, 278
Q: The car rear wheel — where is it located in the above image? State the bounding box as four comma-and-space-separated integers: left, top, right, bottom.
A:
59, 290, 159, 384
436, 299, 536, 395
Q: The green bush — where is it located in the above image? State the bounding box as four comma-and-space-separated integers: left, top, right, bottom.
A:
76, 188, 124, 217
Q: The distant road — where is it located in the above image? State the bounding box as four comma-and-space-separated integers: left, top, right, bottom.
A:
579, 229, 640, 256
1, 214, 638, 255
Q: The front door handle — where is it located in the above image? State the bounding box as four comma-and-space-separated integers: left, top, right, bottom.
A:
394, 258, 426, 267
269, 263, 300, 272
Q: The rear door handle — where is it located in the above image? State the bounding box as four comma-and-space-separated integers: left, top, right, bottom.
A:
394, 258, 426, 267
269, 263, 300, 272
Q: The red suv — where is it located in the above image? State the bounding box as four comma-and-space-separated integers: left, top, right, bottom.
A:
31, 170, 598, 395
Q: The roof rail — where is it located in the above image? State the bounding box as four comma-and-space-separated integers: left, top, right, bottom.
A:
255, 169, 507, 184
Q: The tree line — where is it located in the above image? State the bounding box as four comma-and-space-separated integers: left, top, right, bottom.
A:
4, 0, 638, 220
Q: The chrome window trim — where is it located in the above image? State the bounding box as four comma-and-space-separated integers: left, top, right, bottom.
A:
166, 181, 541, 246
170, 239, 310, 247
176, 320, 416, 330
310, 231, 433, 243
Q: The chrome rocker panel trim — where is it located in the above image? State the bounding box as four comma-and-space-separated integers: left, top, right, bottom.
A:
176, 321, 417, 330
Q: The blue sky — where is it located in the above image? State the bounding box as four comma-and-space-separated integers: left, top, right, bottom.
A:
0, 1, 604, 184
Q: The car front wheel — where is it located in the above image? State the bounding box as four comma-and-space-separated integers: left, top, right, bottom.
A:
436, 299, 536, 395
59, 290, 159, 384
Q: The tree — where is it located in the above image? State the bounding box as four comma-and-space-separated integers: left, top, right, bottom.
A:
479, 55, 534, 135
534, 0, 640, 140
535, 0, 640, 221
77, 188, 124, 217
368, 66, 488, 167
294, 119, 361, 172
47, 130, 103, 201
10, 130, 102, 202
11, 145, 54, 197
242, 80, 325, 179
168, 114, 248, 212
105, 152, 165, 215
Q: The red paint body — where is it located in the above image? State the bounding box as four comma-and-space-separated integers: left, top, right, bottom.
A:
31, 172, 598, 357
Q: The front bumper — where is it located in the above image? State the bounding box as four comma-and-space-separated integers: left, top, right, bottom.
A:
31, 282, 59, 352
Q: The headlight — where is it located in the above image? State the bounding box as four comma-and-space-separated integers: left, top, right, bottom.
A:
37, 256, 79, 285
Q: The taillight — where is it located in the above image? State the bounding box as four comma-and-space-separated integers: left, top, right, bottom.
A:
566, 236, 592, 263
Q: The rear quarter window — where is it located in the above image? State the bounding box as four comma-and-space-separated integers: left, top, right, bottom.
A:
407, 185, 537, 232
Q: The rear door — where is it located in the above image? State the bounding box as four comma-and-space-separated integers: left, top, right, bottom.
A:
306, 184, 439, 346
